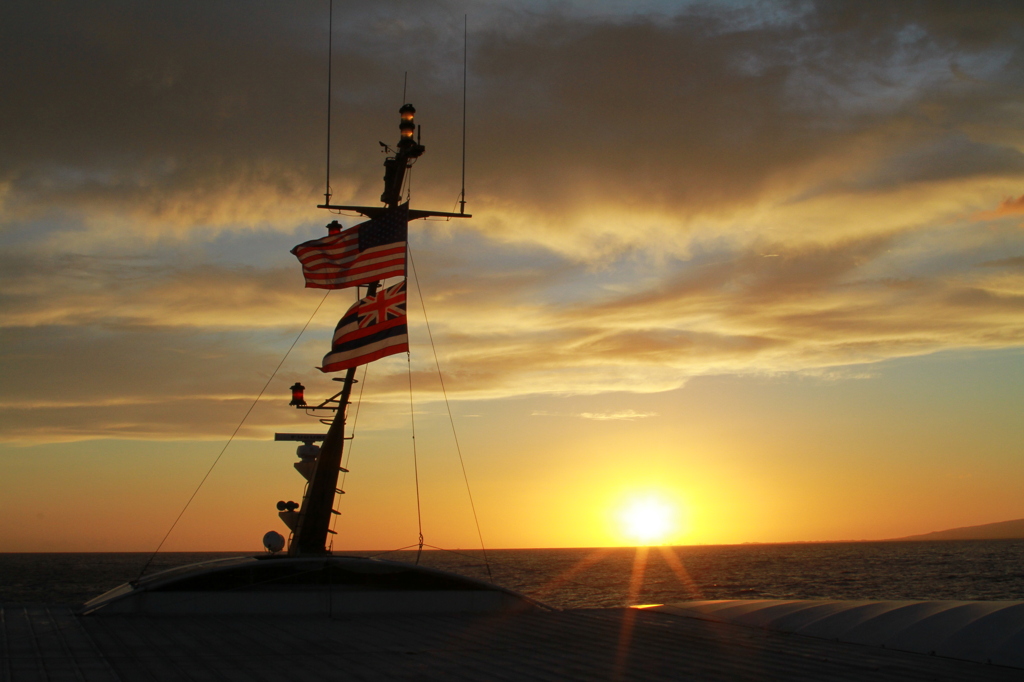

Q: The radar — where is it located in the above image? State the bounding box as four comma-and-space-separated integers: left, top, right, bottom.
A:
263, 530, 285, 554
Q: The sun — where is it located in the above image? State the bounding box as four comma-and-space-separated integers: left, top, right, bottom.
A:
617, 495, 677, 545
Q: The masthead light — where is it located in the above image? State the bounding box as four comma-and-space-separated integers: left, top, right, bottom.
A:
399, 103, 416, 138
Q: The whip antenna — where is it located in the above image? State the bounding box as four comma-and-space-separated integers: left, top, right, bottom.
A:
459, 15, 468, 215
324, 0, 334, 205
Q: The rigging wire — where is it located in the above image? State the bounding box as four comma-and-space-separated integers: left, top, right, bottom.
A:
408, 248, 492, 580
366, 542, 602, 610
136, 290, 332, 580
407, 347, 425, 563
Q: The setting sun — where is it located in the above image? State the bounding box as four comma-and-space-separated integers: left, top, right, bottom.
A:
617, 495, 679, 545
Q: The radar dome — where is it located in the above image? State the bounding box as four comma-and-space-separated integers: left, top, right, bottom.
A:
263, 530, 286, 553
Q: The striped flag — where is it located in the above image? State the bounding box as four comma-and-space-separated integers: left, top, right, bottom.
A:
319, 280, 409, 372
291, 204, 408, 289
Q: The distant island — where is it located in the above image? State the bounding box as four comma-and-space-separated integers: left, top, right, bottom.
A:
894, 518, 1024, 541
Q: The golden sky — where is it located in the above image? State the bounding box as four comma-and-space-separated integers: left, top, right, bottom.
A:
2, 0, 1024, 552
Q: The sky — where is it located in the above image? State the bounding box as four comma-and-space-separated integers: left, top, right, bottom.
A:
2, 0, 1024, 552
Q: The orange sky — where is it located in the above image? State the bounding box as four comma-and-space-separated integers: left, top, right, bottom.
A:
2, 1, 1024, 552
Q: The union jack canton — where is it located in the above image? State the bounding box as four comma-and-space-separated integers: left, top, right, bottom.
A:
319, 280, 409, 372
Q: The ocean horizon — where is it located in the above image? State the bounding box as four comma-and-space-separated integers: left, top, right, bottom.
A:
4, 539, 1023, 610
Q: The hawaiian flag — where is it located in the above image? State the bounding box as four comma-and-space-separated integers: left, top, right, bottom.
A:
291, 204, 408, 290
319, 281, 409, 372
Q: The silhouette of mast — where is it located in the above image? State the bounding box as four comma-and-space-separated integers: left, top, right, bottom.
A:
286, 104, 470, 556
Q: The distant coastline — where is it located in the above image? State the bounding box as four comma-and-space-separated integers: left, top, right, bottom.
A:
892, 518, 1024, 541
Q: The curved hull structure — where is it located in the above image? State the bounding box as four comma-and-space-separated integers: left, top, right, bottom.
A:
83, 555, 542, 616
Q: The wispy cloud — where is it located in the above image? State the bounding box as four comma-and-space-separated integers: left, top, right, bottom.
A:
578, 410, 658, 421
531, 410, 658, 421
974, 195, 1024, 221
979, 256, 1024, 269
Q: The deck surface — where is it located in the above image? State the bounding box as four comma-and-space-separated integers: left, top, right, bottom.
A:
3, 604, 1022, 681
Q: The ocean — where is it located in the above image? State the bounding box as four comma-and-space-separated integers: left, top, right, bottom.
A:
3, 540, 1023, 609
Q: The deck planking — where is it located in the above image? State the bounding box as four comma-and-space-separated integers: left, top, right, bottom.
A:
3, 604, 1022, 681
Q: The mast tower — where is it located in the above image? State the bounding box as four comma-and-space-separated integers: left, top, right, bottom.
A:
281, 105, 470, 556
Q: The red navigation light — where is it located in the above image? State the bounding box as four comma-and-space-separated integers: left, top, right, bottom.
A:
326, 220, 342, 236
289, 382, 306, 408
399, 103, 416, 121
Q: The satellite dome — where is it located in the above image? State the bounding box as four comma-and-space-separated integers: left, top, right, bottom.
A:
263, 530, 286, 553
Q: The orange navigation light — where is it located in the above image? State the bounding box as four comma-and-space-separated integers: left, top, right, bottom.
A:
289, 382, 306, 408
399, 103, 416, 138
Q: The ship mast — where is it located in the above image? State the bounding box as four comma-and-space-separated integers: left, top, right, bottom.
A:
284, 105, 470, 556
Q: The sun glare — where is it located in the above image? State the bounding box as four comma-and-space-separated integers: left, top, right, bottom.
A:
617, 495, 677, 545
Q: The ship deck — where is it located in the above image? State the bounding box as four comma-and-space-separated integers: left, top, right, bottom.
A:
3, 602, 1022, 681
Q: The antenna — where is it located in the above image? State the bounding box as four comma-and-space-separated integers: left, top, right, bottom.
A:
459, 15, 468, 215
315, 64, 472, 220
403, 71, 408, 104
324, 0, 333, 206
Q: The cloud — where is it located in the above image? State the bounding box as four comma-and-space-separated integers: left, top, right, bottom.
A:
4, 1, 1024, 442
979, 255, 1024, 268
974, 195, 1024, 220
5, 218, 1024, 441
530, 410, 659, 420
0, 252, 334, 329
830, 138, 1024, 195
578, 410, 658, 421
3, 1, 1023, 248
0, 322, 320, 441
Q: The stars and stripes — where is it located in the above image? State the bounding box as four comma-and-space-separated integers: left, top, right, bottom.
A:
319, 281, 409, 373
291, 204, 408, 290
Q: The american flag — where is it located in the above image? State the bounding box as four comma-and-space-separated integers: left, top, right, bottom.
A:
319, 280, 409, 372
291, 204, 408, 290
